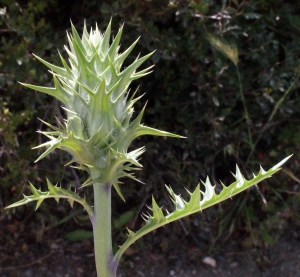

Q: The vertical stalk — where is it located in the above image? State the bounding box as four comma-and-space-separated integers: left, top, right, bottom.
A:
236, 65, 253, 151
91, 170, 116, 277
246, 70, 300, 162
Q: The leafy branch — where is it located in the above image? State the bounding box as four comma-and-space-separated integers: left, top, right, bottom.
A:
113, 155, 292, 264
5, 179, 94, 219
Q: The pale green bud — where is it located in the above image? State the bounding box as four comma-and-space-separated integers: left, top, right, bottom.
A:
21, 21, 183, 186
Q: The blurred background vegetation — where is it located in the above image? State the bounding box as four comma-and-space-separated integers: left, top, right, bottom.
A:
1, 0, 300, 253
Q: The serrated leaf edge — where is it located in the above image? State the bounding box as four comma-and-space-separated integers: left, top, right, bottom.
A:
113, 155, 292, 264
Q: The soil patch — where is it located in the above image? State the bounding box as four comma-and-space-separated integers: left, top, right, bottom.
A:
0, 219, 299, 277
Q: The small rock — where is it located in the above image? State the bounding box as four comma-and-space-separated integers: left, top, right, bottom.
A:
230, 262, 238, 268
202, 256, 216, 267
50, 242, 60, 250
24, 269, 33, 276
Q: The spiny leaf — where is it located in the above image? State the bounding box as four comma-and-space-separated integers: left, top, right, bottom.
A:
113, 155, 292, 263
108, 23, 123, 59
100, 19, 112, 53
80, 176, 102, 188
232, 165, 245, 188
5, 180, 94, 218
200, 177, 215, 204
114, 51, 155, 96
185, 184, 201, 212
68, 198, 75, 208
33, 140, 60, 163
33, 54, 67, 77
150, 197, 165, 224
115, 37, 140, 70
126, 228, 136, 239
30, 183, 41, 197
38, 118, 65, 133
113, 183, 125, 202
136, 125, 186, 139
20, 82, 69, 105
35, 198, 44, 210
70, 22, 85, 52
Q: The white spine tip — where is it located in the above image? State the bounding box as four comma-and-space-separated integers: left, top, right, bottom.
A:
271, 154, 293, 170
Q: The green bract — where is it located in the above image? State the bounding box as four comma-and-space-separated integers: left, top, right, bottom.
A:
21, 21, 182, 191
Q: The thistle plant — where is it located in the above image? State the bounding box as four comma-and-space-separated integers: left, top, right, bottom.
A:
6, 21, 291, 277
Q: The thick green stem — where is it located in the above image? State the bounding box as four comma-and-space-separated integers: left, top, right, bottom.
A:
92, 170, 115, 277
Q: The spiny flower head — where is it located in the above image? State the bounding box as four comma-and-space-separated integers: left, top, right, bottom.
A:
21, 21, 183, 188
